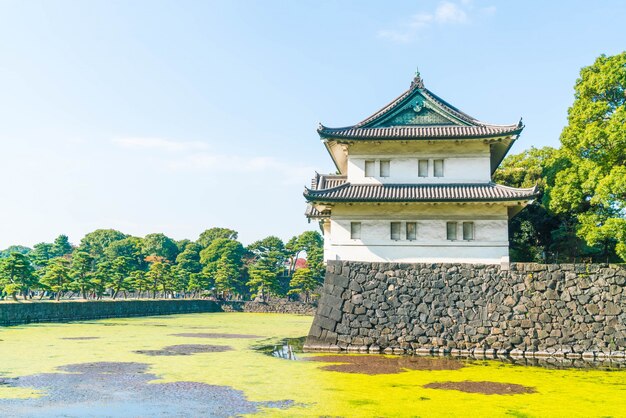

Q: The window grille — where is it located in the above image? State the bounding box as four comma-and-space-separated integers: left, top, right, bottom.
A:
406, 222, 417, 240
351, 222, 361, 239
463, 222, 474, 241
434, 159, 444, 177
390, 222, 401, 240
446, 221, 457, 240
418, 160, 429, 177
380, 160, 390, 177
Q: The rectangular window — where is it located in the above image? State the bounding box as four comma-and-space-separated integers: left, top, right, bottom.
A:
418, 160, 429, 177
434, 159, 444, 177
390, 222, 401, 240
406, 222, 417, 240
380, 160, 390, 177
350, 222, 361, 239
364, 160, 375, 177
463, 222, 474, 241
446, 222, 457, 240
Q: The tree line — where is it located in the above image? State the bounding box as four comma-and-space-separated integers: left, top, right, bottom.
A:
0, 228, 324, 302
494, 52, 626, 263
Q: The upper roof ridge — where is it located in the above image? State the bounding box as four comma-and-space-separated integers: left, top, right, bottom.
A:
410, 67, 424, 90
319, 69, 522, 137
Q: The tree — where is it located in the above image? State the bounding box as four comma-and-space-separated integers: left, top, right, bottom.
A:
174, 243, 204, 296
246, 236, 287, 301
51, 235, 73, 258
146, 260, 172, 298
71, 250, 95, 299
197, 227, 238, 248
129, 270, 150, 298
285, 231, 324, 278
288, 268, 318, 302
106, 237, 146, 271
494, 146, 583, 262
549, 52, 626, 261
200, 238, 246, 296
214, 254, 240, 297
79, 229, 127, 262
0, 253, 36, 300
0, 245, 31, 259
40, 257, 71, 301
142, 233, 179, 263
30, 242, 54, 268
108, 256, 134, 299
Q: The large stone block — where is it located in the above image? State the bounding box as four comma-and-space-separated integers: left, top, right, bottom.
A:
305, 261, 626, 355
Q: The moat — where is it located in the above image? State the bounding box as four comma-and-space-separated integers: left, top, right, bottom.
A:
0, 313, 624, 417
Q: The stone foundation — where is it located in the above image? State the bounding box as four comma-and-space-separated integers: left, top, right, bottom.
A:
0, 299, 315, 326
305, 261, 626, 360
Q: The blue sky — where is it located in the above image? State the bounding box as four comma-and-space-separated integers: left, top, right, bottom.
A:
0, 0, 625, 249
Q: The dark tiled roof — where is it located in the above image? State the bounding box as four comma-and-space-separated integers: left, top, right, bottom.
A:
318, 124, 522, 140
318, 74, 523, 141
305, 204, 330, 219
304, 176, 538, 203
311, 173, 349, 190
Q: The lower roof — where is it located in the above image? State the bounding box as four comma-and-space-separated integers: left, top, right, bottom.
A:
304, 175, 538, 204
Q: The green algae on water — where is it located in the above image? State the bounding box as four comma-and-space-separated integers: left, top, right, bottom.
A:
0, 313, 624, 417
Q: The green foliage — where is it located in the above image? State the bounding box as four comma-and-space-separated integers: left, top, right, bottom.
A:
142, 233, 179, 263
288, 268, 318, 302
70, 250, 95, 299
0, 252, 36, 299
79, 229, 128, 261
495, 145, 614, 262
30, 243, 54, 268
146, 261, 173, 298
174, 242, 204, 294
51, 235, 73, 258
108, 256, 135, 299
106, 237, 146, 270
0, 245, 31, 259
200, 238, 246, 296
246, 236, 287, 300
214, 254, 241, 295
493, 146, 559, 191
0, 227, 324, 300
286, 231, 324, 278
40, 257, 71, 300
549, 52, 626, 261
196, 227, 238, 248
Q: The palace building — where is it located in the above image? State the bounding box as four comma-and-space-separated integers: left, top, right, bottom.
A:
304, 70, 537, 266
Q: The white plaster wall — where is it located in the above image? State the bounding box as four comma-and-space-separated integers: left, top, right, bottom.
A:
324, 244, 508, 265
345, 141, 492, 184
323, 203, 510, 264
347, 156, 491, 184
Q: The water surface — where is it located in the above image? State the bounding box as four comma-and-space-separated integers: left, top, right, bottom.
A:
0, 313, 624, 417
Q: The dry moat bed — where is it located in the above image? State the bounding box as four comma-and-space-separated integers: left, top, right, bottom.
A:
0, 313, 625, 417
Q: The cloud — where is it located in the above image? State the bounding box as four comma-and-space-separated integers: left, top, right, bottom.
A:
435, 2, 467, 23
112, 136, 315, 185
112, 137, 209, 152
167, 152, 315, 184
377, 1, 491, 43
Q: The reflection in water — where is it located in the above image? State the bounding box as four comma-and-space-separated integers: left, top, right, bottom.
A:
255, 337, 305, 360
256, 338, 625, 371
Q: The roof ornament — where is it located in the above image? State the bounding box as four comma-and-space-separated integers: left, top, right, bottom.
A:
411, 67, 424, 89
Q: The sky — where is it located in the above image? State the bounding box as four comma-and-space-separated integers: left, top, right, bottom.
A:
0, 0, 625, 249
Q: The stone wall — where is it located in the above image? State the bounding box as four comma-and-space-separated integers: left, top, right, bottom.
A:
305, 261, 626, 359
220, 301, 316, 315
0, 299, 315, 326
